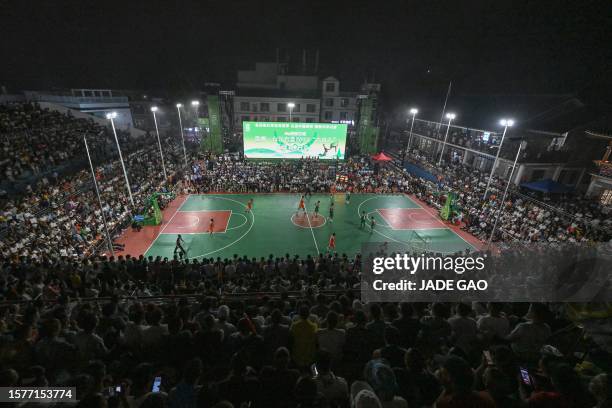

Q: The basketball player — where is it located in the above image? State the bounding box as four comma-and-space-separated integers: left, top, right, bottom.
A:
329, 202, 334, 223
174, 234, 186, 257
246, 198, 253, 213
297, 195, 306, 214
209, 218, 215, 235
328, 232, 336, 252
314, 200, 321, 219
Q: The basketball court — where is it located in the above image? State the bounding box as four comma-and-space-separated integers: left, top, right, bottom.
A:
116, 193, 483, 260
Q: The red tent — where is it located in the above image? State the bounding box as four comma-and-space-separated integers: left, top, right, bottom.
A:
371, 152, 393, 162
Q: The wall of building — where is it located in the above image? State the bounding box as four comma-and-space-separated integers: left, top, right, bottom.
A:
234, 96, 320, 125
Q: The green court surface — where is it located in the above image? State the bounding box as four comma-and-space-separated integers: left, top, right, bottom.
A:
145, 193, 476, 260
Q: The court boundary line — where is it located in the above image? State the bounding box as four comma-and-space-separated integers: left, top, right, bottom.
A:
142, 194, 190, 256
188, 195, 255, 259
357, 195, 476, 254
405, 194, 478, 251
305, 209, 320, 255
375, 208, 448, 231
159, 209, 231, 234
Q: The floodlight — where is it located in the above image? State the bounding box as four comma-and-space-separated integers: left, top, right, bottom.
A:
446, 113, 456, 120
151, 106, 158, 112
105, 112, 117, 119
410, 108, 418, 115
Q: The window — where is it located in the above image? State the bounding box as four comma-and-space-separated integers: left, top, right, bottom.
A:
340, 98, 349, 107
277, 103, 286, 112
260, 102, 270, 112
292, 104, 300, 112
340, 112, 348, 120
277, 116, 286, 122
325, 98, 334, 107
240, 102, 250, 111
306, 104, 316, 113
325, 82, 336, 92
324, 111, 332, 120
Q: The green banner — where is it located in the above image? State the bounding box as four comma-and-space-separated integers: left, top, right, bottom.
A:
203, 95, 224, 153
440, 192, 456, 221
357, 96, 379, 154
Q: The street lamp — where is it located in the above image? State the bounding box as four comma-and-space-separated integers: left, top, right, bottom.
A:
437, 112, 456, 166
176, 103, 188, 167
488, 140, 527, 245
405, 108, 418, 161
483, 118, 515, 200
287, 102, 295, 122
150, 107, 168, 181
105, 111, 134, 208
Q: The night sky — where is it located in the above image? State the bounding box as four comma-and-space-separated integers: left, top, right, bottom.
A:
2, 0, 611, 125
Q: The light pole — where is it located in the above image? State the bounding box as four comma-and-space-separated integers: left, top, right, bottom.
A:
106, 112, 134, 208
287, 102, 295, 122
483, 118, 514, 200
437, 112, 456, 166
176, 103, 188, 167
487, 140, 527, 245
406, 108, 418, 156
83, 136, 114, 257
151, 107, 168, 181
191, 100, 200, 134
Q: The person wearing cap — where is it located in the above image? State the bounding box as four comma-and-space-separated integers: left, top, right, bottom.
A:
435, 355, 495, 407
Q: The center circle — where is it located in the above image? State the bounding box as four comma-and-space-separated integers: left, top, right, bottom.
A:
291, 212, 326, 228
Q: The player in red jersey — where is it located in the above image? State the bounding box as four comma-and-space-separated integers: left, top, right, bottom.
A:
328, 232, 336, 252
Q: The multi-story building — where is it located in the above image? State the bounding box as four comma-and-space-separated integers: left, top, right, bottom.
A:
233, 61, 360, 127
320, 76, 359, 124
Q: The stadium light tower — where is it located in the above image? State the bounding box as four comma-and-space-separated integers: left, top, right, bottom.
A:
405, 108, 418, 160
287, 102, 295, 122
488, 140, 527, 245
150, 107, 168, 181
83, 136, 114, 257
191, 100, 200, 139
176, 103, 188, 167
105, 111, 134, 207
437, 112, 456, 166
482, 118, 515, 200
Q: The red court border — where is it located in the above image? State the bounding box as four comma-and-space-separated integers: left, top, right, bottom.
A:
406, 194, 485, 251
161, 210, 231, 234
377, 207, 448, 230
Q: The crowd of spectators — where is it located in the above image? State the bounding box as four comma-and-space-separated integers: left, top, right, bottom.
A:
0, 103, 611, 407
2, 249, 611, 407
0, 103, 185, 260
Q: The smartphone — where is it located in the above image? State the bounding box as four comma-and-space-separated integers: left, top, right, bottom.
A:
483, 350, 493, 366
519, 367, 531, 386
310, 363, 318, 377
152, 377, 162, 393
